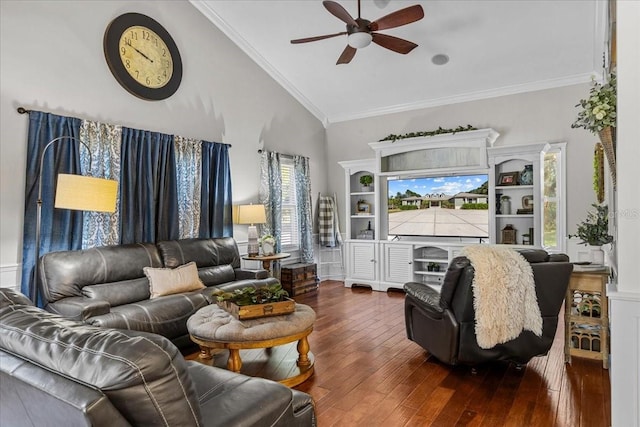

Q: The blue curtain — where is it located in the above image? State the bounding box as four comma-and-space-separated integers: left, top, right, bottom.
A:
119, 128, 179, 244
259, 151, 283, 253
21, 112, 83, 305
294, 155, 314, 263
200, 141, 233, 237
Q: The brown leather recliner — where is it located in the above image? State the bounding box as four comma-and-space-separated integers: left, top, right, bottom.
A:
404, 249, 573, 366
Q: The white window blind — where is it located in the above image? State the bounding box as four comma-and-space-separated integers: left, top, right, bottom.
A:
280, 159, 299, 249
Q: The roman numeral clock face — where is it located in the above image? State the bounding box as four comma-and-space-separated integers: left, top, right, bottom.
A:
104, 13, 182, 100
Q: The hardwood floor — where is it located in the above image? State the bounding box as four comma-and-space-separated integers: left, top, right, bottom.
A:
189, 280, 611, 426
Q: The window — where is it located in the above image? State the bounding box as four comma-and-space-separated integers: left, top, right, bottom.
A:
280, 158, 299, 249
542, 143, 566, 252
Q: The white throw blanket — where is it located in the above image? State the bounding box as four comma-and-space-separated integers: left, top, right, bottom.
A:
461, 245, 542, 349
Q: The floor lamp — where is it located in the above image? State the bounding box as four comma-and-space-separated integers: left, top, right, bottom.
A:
31, 136, 118, 302
234, 204, 266, 257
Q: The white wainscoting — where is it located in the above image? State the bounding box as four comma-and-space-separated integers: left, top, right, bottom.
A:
608, 286, 640, 427
0, 264, 21, 292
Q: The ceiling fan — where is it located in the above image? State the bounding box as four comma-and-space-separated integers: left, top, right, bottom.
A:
290, 0, 424, 65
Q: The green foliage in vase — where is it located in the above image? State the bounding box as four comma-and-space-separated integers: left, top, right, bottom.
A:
568, 204, 613, 246
212, 283, 289, 306
571, 74, 616, 133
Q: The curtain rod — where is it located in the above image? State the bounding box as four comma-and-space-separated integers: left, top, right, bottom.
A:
17, 106, 231, 147
257, 149, 294, 159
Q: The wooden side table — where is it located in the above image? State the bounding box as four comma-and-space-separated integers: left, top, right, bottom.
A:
243, 253, 290, 275
564, 267, 610, 369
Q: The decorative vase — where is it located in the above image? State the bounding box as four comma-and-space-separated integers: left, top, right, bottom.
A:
500, 199, 511, 215
588, 245, 605, 265
519, 164, 533, 185
598, 126, 616, 189
361, 185, 372, 192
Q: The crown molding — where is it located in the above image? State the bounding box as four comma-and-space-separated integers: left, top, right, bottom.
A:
327, 72, 597, 124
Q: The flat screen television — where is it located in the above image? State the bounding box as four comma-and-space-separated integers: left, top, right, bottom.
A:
386, 173, 489, 239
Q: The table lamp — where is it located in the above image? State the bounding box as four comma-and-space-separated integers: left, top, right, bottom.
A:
234, 204, 266, 256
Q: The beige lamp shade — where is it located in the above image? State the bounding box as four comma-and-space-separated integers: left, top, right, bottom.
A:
54, 174, 118, 213
234, 204, 266, 225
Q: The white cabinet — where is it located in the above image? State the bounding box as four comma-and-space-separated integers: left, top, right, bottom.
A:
382, 243, 413, 285
345, 241, 378, 288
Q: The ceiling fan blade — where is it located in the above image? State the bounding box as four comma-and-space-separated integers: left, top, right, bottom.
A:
323, 0, 358, 26
291, 32, 347, 44
372, 33, 418, 54
370, 5, 424, 31
336, 45, 357, 64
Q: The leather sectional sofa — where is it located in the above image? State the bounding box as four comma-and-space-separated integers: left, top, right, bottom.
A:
37, 237, 278, 348
0, 288, 316, 426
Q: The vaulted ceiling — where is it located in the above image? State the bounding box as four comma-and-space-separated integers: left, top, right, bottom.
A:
191, 1, 607, 126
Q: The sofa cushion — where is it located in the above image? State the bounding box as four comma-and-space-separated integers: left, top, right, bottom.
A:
86, 291, 209, 340
157, 237, 241, 269
82, 278, 150, 306
0, 303, 203, 426
144, 262, 205, 298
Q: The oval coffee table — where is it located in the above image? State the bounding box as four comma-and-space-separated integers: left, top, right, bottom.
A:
187, 303, 316, 387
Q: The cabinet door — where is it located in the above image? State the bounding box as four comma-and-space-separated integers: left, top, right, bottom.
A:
349, 242, 377, 281
383, 244, 413, 283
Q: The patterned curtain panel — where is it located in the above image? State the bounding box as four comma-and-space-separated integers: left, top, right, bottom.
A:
119, 128, 179, 244
79, 120, 122, 248
174, 136, 202, 239
199, 141, 233, 238
259, 151, 283, 252
21, 110, 233, 303
294, 155, 314, 263
21, 111, 84, 304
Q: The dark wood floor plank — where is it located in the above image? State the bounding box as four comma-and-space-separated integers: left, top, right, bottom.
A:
185, 280, 611, 427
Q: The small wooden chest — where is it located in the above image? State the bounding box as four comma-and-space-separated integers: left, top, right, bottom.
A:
281, 263, 318, 296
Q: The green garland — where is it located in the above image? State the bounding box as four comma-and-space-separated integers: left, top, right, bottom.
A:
378, 125, 477, 142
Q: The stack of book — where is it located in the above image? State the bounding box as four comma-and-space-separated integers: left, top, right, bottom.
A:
516, 208, 533, 214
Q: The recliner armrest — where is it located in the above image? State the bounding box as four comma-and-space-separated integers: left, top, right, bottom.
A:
404, 282, 442, 314
233, 268, 269, 280
45, 297, 110, 321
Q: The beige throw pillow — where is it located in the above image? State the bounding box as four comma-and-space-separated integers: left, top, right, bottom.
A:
144, 262, 205, 299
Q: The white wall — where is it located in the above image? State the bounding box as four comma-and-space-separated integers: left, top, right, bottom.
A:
0, 0, 327, 288
325, 84, 599, 238
608, 2, 640, 426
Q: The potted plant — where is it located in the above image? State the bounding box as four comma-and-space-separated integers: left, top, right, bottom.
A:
212, 283, 293, 319
568, 204, 613, 264
571, 73, 617, 188
359, 174, 373, 192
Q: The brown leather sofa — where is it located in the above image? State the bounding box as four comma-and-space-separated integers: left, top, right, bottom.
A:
404, 249, 573, 366
0, 288, 316, 427
37, 237, 277, 348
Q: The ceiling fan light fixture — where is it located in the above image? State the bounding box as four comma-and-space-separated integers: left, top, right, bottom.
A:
347, 32, 373, 49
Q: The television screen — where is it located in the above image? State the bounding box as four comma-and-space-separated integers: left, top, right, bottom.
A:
387, 174, 489, 238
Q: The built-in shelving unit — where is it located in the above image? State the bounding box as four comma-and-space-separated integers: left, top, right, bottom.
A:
338, 130, 566, 292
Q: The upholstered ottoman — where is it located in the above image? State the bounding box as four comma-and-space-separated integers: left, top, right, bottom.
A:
187, 303, 316, 386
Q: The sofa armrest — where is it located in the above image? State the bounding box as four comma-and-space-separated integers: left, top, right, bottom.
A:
45, 297, 110, 321
234, 268, 269, 280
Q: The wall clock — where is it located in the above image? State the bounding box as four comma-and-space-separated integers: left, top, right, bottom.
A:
103, 13, 182, 100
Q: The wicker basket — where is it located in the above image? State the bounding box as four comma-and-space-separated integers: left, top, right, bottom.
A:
598, 126, 616, 189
